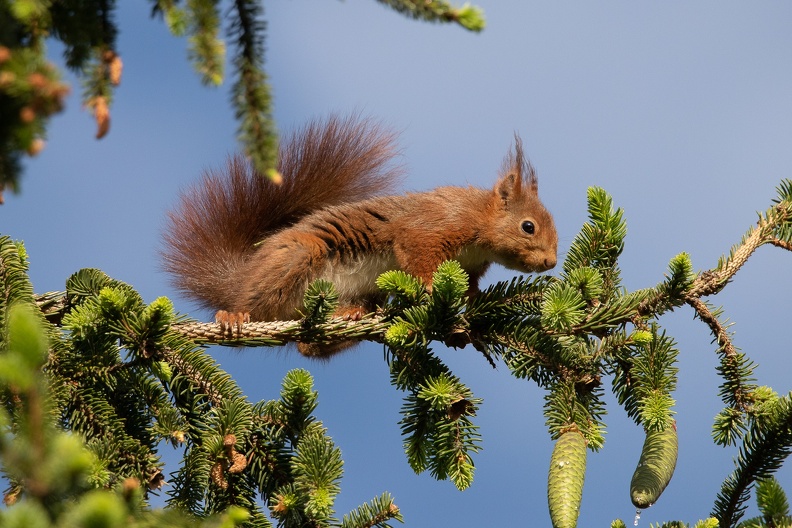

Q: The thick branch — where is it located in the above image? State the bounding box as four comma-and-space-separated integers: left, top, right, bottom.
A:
686, 222, 769, 298
172, 315, 390, 347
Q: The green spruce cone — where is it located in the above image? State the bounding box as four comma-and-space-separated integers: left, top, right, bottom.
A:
630, 423, 678, 508
548, 430, 587, 528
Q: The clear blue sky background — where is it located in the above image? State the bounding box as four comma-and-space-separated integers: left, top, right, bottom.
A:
3, 1, 792, 526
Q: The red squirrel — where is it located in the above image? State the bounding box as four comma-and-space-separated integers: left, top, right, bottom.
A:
163, 115, 557, 354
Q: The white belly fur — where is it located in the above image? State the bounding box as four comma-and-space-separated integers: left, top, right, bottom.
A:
318, 252, 399, 298
317, 245, 494, 299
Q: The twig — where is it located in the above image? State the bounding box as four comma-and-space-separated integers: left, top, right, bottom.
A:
686, 297, 752, 411
769, 237, 792, 252
685, 298, 739, 361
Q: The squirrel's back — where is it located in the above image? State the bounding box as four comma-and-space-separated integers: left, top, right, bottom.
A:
162, 115, 403, 312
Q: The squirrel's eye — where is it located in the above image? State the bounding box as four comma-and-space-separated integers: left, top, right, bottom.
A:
521, 220, 535, 235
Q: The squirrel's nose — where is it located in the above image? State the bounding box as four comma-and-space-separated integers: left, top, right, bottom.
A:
543, 257, 556, 270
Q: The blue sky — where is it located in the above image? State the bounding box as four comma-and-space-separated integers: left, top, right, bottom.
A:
3, 1, 792, 526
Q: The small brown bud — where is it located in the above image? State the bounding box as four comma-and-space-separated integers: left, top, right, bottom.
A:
26, 138, 45, 156
223, 434, 237, 447
448, 398, 473, 421
91, 96, 110, 139
122, 477, 141, 495
102, 50, 123, 85
228, 452, 247, 474
108, 54, 123, 86
0, 46, 10, 63
210, 461, 228, 490
147, 471, 165, 490
3, 487, 20, 506
19, 106, 36, 123
272, 495, 288, 515
266, 169, 283, 185
27, 72, 47, 90
0, 71, 16, 87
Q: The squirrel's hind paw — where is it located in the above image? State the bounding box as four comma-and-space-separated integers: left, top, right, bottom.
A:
215, 310, 251, 336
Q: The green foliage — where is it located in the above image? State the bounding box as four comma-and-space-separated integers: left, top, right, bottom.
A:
612, 324, 679, 432
695, 300, 759, 448
302, 279, 340, 324
379, 261, 482, 490
0, 3, 71, 195
562, 186, 626, 299
341, 492, 403, 528
0, 300, 250, 528
184, 0, 226, 86
613, 518, 720, 528
544, 379, 606, 450
736, 477, 792, 528
0, 237, 402, 527
1, 0, 485, 195
373, 0, 485, 32
372, 180, 791, 526
4, 175, 792, 527
712, 393, 792, 527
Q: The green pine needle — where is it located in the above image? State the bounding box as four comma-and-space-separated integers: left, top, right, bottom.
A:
302, 279, 340, 324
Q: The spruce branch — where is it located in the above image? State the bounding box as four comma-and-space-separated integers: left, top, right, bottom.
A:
3, 0, 487, 195
340, 492, 402, 528
184, 0, 225, 86
686, 199, 792, 299
712, 393, 792, 528
611, 324, 679, 432
229, 0, 278, 178
687, 299, 754, 411
768, 236, 792, 252
174, 315, 391, 348
8, 176, 792, 525
374, 0, 486, 32
736, 476, 792, 528
159, 344, 231, 408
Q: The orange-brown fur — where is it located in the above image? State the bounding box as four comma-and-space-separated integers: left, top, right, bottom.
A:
162, 115, 557, 355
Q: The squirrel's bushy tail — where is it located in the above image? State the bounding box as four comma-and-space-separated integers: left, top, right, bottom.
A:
162, 114, 402, 312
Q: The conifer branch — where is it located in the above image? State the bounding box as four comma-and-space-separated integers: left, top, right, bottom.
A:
9, 177, 792, 526
374, 0, 486, 32
184, 0, 225, 86
712, 393, 792, 528
173, 315, 391, 346
769, 237, 792, 252
686, 298, 755, 415
160, 346, 226, 407
686, 200, 792, 298
229, 0, 278, 177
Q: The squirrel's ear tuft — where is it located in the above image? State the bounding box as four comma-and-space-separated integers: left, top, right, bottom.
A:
495, 134, 538, 203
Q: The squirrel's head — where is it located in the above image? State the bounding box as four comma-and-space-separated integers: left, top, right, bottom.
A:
483, 136, 557, 273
